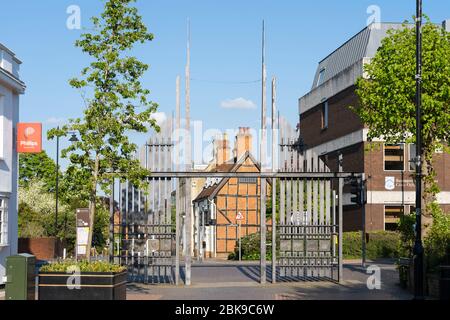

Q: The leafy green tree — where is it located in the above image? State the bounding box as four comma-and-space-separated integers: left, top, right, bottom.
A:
18, 179, 72, 240
48, 0, 158, 260
354, 19, 450, 236
19, 152, 57, 191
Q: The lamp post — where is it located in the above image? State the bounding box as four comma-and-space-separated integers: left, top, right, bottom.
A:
413, 0, 424, 300
55, 127, 79, 238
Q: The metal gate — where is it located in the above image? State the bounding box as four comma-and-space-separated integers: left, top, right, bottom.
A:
274, 128, 339, 282
109, 109, 358, 286
114, 123, 179, 284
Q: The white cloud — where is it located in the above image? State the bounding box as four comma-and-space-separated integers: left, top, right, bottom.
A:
220, 97, 257, 109
150, 112, 167, 125
45, 117, 66, 124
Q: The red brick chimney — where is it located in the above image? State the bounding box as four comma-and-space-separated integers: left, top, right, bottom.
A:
233, 127, 252, 162
214, 134, 231, 166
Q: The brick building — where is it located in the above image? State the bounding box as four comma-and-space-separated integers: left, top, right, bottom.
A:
193, 128, 270, 258
298, 22, 450, 232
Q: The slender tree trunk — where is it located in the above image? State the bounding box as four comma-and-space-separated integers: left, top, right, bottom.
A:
86, 154, 100, 261
86, 197, 96, 262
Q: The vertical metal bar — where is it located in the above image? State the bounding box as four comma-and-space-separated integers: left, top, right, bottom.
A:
271, 77, 277, 284
185, 19, 192, 286
260, 20, 267, 285
175, 76, 181, 286
338, 154, 344, 283
109, 179, 115, 263
332, 190, 337, 281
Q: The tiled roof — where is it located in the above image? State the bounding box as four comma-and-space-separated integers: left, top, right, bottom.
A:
193, 152, 260, 202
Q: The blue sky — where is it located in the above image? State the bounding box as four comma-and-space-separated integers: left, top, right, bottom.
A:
1, 0, 450, 165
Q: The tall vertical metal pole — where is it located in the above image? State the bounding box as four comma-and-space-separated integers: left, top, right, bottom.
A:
185, 19, 192, 286
55, 128, 60, 238
271, 77, 277, 284
413, 0, 424, 300
338, 153, 344, 283
361, 174, 366, 268
175, 76, 181, 286
260, 20, 267, 285
109, 180, 114, 263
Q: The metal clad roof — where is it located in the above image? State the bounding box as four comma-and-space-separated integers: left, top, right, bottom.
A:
310, 23, 406, 90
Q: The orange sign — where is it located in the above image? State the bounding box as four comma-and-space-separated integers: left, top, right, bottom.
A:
17, 123, 42, 153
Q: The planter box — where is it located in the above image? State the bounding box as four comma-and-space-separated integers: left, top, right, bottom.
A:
38, 271, 127, 300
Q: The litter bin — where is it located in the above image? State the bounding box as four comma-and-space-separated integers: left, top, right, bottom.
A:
5, 254, 36, 300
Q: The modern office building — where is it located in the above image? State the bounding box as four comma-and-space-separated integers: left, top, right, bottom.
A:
298, 22, 450, 232
0, 43, 26, 285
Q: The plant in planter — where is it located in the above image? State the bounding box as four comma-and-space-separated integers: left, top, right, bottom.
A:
38, 260, 127, 300
424, 205, 450, 299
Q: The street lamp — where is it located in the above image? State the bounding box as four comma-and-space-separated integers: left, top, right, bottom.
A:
413, 0, 425, 300
55, 127, 79, 238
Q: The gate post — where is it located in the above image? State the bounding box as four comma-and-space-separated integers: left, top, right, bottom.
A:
109, 179, 115, 263
338, 153, 344, 284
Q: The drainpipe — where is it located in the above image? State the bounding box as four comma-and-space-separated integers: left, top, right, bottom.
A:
209, 198, 217, 258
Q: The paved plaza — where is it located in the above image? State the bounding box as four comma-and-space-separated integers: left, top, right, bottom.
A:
0, 259, 413, 301
126, 259, 413, 300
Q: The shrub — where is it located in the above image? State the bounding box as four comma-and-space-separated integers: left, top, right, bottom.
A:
40, 260, 126, 273
343, 232, 362, 259
366, 231, 400, 259
343, 231, 400, 260
228, 233, 274, 261
424, 205, 450, 272
230, 231, 401, 261
397, 214, 416, 258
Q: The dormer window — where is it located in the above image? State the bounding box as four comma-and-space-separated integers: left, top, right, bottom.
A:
316, 68, 326, 87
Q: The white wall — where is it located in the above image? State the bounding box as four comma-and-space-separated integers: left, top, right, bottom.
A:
0, 86, 18, 285
0, 44, 23, 285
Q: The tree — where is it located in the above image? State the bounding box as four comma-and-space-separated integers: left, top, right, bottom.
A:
19, 151, 57, 191
48, 0, 158, 260
18, 179, 72, 239
353, 19, 450, 236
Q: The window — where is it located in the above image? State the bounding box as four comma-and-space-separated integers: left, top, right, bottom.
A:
238, 177, 257, 184
316, 68, 326, 87
384, 205, 404, 231
408, 144, 416, 171
321, 101, 329, 129
384, 144, 405, 171
0, 198, 8, 245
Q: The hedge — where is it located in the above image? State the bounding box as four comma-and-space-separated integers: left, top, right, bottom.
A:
343, 231, 400, 260
230, 231, 401, 261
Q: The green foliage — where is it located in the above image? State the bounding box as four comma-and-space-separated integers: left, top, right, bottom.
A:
343, 231, 400, 260
92, 203, 110, 251
18, 180, 73, 239
398, 214, 416, 258
354, 19, 450, 149
40, 260, 126, 273
19, 152, 58, 192
353, 18, 450, 224
424, 205, 450, 272
228, 232, 275, 261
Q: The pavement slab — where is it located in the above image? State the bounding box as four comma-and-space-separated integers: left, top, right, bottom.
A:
126, 259, 413, 300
